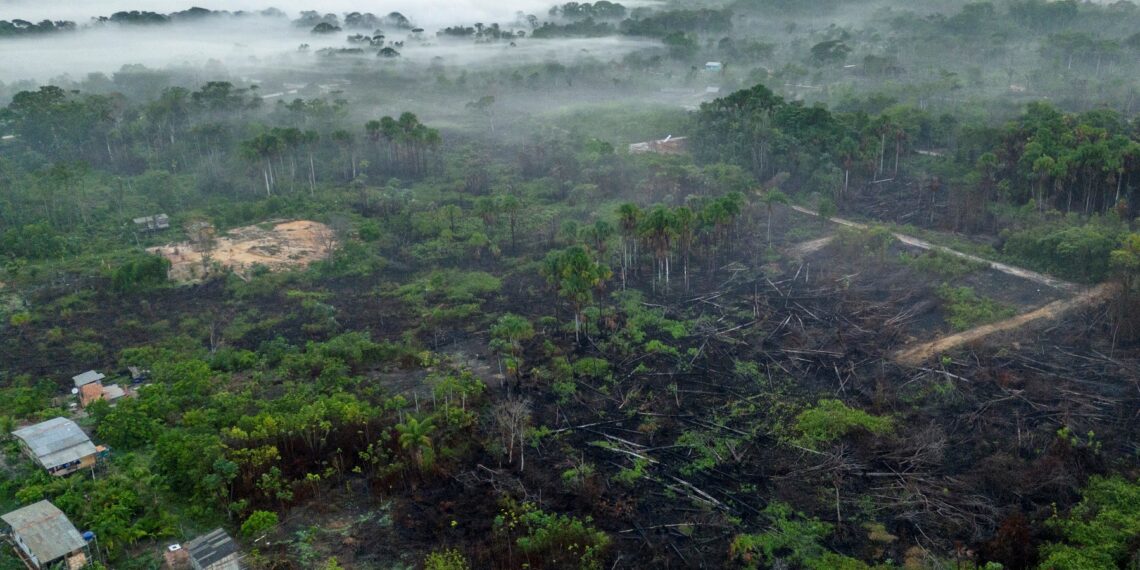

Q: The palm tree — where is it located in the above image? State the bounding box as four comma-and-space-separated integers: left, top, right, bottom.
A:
672, 206, 696, 291
615, 203, 642, 287
838, 137, 858, 201
490, 313, 535, 383
330, 129, 356, 181
302, 130, 319, 196
239, 132, 280, 196
761, 190, 789, 247
639, 205, 677, 290
396, 416, 435, 470
498, 195, 522, 252
580, 219, 614, 261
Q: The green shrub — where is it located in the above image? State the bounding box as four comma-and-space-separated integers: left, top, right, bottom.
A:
794, 399, 893, 447
424, 548, 470, 570
730, 502, 872, 569
1001, 220, 1122, 283
1038, 476, 1140, 570
494, 501, 609, 570
899, 249, 986, 278
936, 285, 1017, 331
112, 254, 170, 292
241, 510, 279, 538
1, 223, 66, 260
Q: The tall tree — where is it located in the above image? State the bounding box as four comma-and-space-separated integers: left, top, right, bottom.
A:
541, 245, 611, 342
761, 189, 789, 247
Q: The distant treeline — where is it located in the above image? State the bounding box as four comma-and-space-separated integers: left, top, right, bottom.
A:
532, 8, 733, 39
293, 11, 414, 31
0, 8, 285, 38
0, 19, 76, 37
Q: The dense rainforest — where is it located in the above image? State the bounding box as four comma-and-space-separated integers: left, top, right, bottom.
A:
0, 0, 1139, 569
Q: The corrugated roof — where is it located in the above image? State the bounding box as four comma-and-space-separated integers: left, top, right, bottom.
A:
72, 371, 104, 388
12, 418, 97, 470
102, 385, 126, 400
1, 500, 86, 564
186, 528, 239, 569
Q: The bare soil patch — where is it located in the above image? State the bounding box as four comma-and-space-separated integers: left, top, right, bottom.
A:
149, 220, 334, 282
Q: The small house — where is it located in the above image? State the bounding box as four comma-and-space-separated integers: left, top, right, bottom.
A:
628, 135, 689, 156
704, 61, 723, 72
133, 214, 171, 232
79, 383, 128, 408
1, 500, 90, 569
186, 529, 241, 570
71, 371, 105, 390
12, 417, 99, 476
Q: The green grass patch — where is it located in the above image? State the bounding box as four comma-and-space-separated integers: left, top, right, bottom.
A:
936, 285, 1017, 331
899, 249, 987, 278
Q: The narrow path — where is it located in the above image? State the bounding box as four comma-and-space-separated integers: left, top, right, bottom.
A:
789, 205, 1077, 292
787, 205, 1111, 364
787, 236, 834, 257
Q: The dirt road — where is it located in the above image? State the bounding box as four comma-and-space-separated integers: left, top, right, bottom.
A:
893, 282, 1117, 366
789, 205, 1076, 292
787, 205, 1112, 364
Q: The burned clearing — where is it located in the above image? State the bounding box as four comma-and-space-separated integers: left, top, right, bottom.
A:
2, 195, 1136, 568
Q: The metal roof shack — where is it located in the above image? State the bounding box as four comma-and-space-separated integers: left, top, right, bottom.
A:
12, 417, 99, 476
1, 500, 89, 569
102, 384, 127, 401
133, 214, 171, 232
71, 371, 105, 389
186, 528, 241, 570
628, 135, 688, 156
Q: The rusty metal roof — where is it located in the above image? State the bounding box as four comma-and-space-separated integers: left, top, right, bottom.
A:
1, 500, 86, 564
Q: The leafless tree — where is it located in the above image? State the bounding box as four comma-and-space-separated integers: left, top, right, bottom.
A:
492, 397, 532, 472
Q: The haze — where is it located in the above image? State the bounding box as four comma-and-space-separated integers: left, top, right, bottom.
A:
0, 0, 559, 25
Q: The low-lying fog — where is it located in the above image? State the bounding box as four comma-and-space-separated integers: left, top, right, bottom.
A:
0, 0, 556, 26
0, 1, 665, 84
0, 16, 656, 84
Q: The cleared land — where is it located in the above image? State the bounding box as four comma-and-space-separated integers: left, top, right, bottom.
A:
787, 205, 1110, 364
894, 282, 1118, 366
149, 220, 334, 282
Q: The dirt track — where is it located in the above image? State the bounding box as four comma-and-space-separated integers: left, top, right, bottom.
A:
789, 205, 1076, 292
788, 205, 1112, 365
893, 283, 1117, 366
787, 236, 834, 258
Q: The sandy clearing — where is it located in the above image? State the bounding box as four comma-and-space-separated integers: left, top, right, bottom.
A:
149, 219, 334, 282
893, 283, 1117, 366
